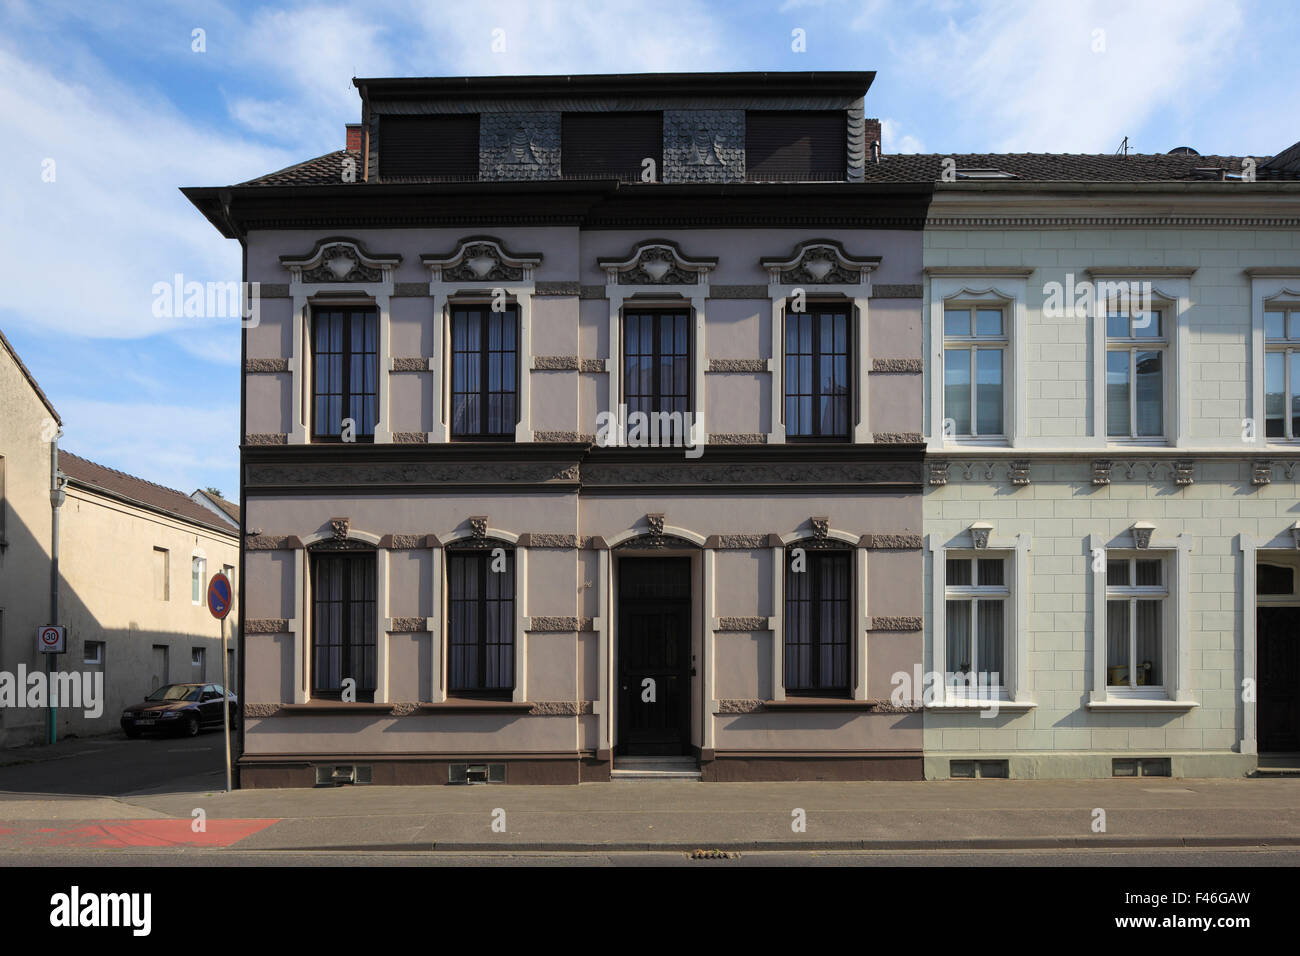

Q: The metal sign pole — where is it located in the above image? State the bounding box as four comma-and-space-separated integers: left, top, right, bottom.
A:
221, 615, 232, 792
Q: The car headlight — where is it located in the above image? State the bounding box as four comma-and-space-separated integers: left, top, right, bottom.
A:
161, 711, 181, 719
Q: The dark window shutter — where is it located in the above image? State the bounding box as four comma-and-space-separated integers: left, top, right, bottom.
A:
562, 112, 662, 180
745, 111, 845, 182
378, 115, 479, 180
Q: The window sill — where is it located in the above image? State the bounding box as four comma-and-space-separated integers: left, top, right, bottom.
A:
1086, 696, 1198, 713
417, 699, 531, 714
279, 701, 388, 715
763, 696, 876, 711
927, 697, 1036, 712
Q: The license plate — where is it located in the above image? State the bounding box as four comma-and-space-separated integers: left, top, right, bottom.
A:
136, 719, 156, 726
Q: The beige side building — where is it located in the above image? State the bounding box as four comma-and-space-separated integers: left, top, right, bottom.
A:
0, 329, 241, 747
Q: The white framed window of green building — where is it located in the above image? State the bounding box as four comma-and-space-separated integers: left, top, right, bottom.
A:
1103, 553, 1168, 695
925, 271, 1030, 450
1105, 306, 1169, 441
943, 551, 1011, 699
1262, 304, 1300, 441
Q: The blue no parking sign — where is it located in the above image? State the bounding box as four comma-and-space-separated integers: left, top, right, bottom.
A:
207, 572, 233, 620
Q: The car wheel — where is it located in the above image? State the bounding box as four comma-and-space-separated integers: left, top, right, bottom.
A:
184, 714, 200, 737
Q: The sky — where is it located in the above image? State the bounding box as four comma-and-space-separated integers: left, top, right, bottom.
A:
1, 0, 1297, 499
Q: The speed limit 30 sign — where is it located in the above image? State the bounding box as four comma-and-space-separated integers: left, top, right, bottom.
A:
37, 625, 66, 654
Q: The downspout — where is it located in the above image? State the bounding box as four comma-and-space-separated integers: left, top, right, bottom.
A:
49, 428, 65, 744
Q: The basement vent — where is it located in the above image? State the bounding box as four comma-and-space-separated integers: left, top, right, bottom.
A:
449, 762, 506, 785
1113, 758, 1171, 777
315, 764, 373, 787
950, 760, 1009, 779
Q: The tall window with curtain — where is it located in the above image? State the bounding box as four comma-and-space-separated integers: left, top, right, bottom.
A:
450, 304, 518, 439
943, 306, 1005, 438
311, 551, 377, 701
623, 310, 691, 438
1105, 555, 1165, 689
784, 547, 851, 693
785, 303, 851, 439
447, 546, 516, 695
312, 306, 378, 441
944, 555, 1009, 692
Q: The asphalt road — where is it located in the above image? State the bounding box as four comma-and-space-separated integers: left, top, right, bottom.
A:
0, 730, 236, 797
2, 846, 1298, 866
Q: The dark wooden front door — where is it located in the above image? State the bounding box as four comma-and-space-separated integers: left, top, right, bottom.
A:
618, 557, 691, 756
1258, 606, 1300, 753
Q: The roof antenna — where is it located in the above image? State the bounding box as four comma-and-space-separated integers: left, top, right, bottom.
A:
1115, 136, 1130, 157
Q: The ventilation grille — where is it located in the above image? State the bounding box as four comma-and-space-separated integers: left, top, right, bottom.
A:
449, 762, 506, 785
1113, 758, 1171, 777
315, 764, 372, 786
950, 759, 1009, 779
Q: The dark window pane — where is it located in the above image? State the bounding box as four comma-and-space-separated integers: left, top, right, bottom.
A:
311, 552, 376, 700
448, 549, 515, 692
784, 549, 850, 692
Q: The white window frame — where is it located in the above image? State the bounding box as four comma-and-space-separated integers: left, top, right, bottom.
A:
1086, 270, 1191, 447
1249, 272, 1300, 447
1102, 553, 1169, 695
926, 529, 1033, 710
1102, 300, 1172, 442
940, 302, 1010, 442
770, 526, 869, 701
192, 647, 206, 680
942, 551, 1011, 698
926, 270, 1029, 450
1087, 530, 1196, 711
191, 553, 206, 606
83, 641, 104, 667
283, 239, 400, 445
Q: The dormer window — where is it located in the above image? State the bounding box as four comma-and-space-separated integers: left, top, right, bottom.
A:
746, 111, 846, 182
561, 112, 662, 180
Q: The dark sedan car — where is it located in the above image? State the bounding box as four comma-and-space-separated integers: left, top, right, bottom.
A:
120, 682, 238, 738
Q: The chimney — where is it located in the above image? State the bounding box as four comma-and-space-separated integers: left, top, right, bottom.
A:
346, 123, 363, 152
863, 117, 882, 163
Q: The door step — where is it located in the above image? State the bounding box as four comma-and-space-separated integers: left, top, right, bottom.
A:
610, 756, 702, 781
1254, 754, 1300, 777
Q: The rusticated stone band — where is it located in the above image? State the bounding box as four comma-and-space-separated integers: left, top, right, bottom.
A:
708, 359, 768, 373
717, 616, 769, 631
245, 433, 288, 445
246, 619, 290, 633
860, 533, 923, 550
871, 358, 924, 373
869, 616, 923, 631
391, 357, 428, 372
533, 430, 595, 443
717, 699, 764, 713
387, 618, 428, 633
243, 703, 280, 718
393, 432, 428, 443
245, 358, 289, 372
871, 283, 923, 298
580, 359, 605, 373
527, 616, 594, 632
873, 432, 923, 444
529, 701, 594, 716
534, 355, 580, 370
711, 433, 767, 444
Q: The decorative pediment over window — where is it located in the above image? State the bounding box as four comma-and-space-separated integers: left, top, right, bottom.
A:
421, 237, 542, 283
598, 240, 717, 286
760, 239, 880, 285
280, 237, 401, 283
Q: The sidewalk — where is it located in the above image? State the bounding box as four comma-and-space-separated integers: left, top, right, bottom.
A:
2, 777, 1298, 852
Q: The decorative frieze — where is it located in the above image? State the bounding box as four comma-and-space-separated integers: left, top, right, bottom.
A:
928, 461, 949, 486
516, 533, 581, 549
1092, 459, 1113, 485
705, 534, 771, 549
246, 619, 290, 633
245, 534, 298, 551
1253, 459, 1274, 485
393, 432, 428, 444
810, 516, 830, 540
1132, 522, 1155, 550
873, 432, 923, 443
378, 534, 439, 550
246, 460, 582, 489
1009, 460, 1031, 486
646, 513, 666, 536
533, 355, 581, 370
245, 433, 288, 445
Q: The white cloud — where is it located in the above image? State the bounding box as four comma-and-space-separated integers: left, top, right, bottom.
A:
0, 42, 292, 340
865, 0, 1245, 152
881, 118, 925, 153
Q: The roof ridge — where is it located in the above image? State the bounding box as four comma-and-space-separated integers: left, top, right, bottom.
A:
60, 450, 195, 501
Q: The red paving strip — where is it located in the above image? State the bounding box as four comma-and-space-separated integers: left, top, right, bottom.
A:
0, 819, 279, 848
